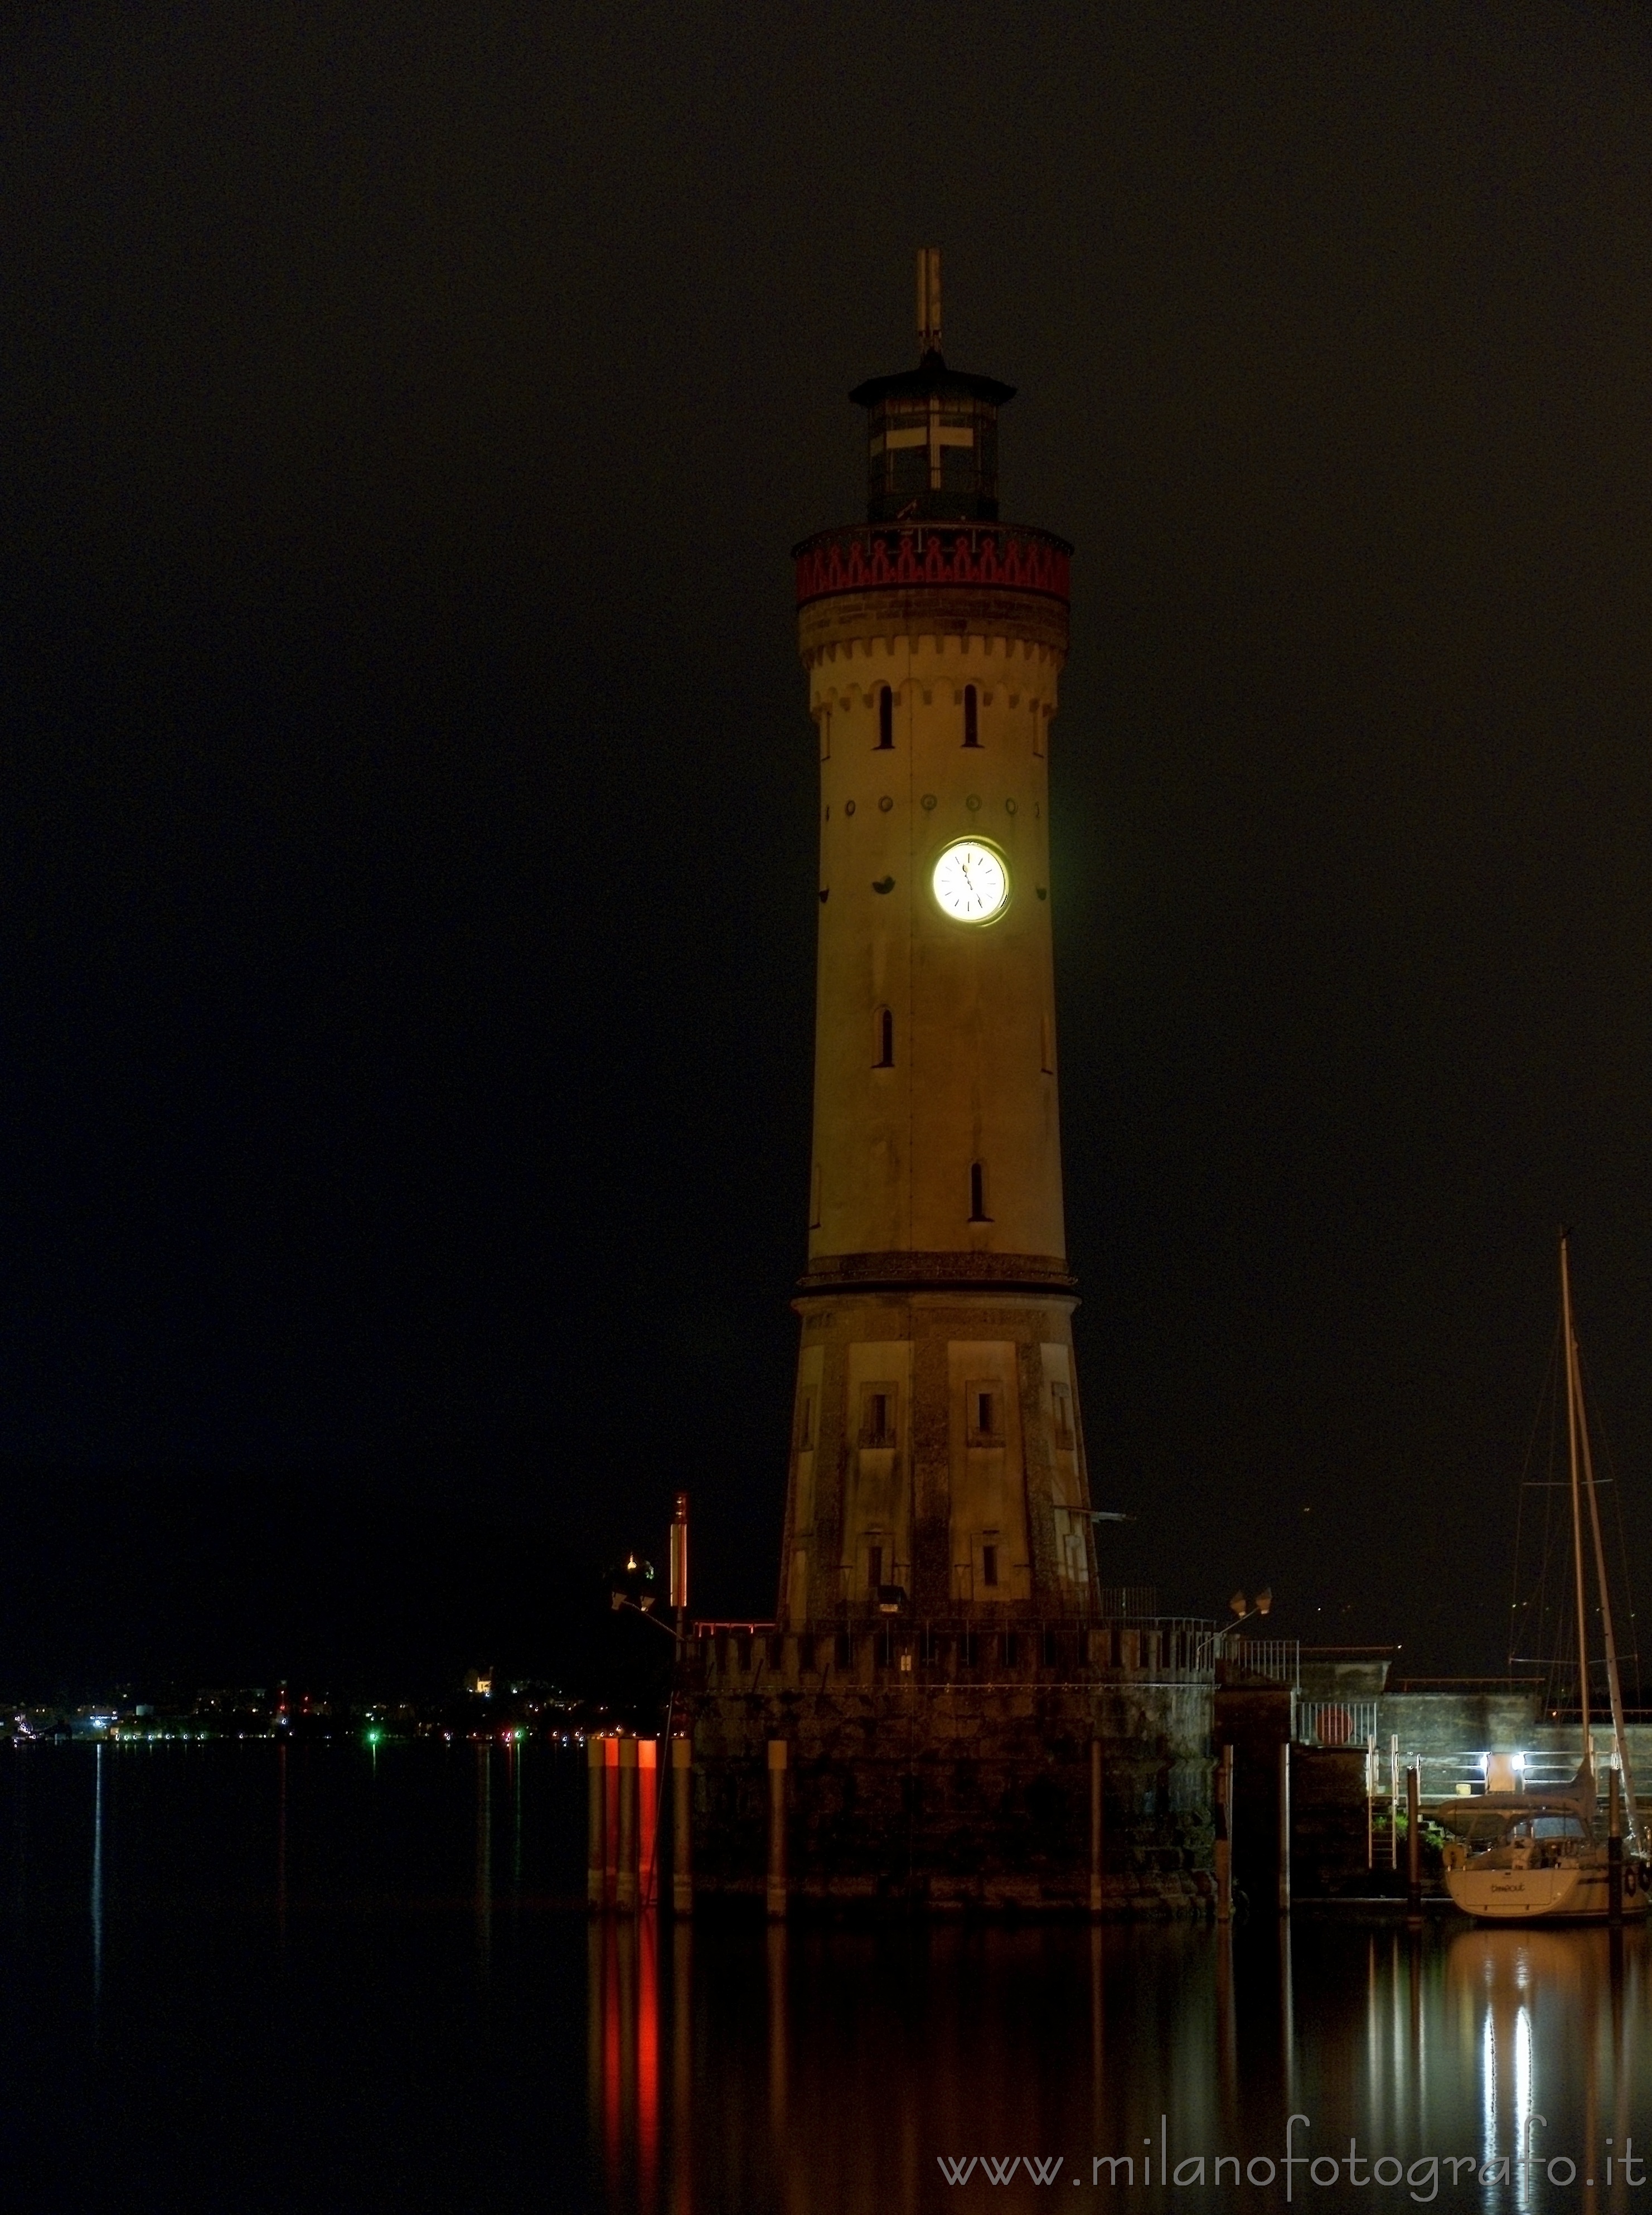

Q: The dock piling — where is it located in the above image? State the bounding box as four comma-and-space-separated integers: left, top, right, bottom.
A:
586, 1736, 607, 1911
616, 1737, 639, 1913
1406, 1762, 1422, 1923
1214, 1743, 1234, 1923
671, 1737, 694, 1917
766, 1740, 788, 1921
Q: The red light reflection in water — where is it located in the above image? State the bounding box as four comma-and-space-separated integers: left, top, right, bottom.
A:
638, 1915, 660, 2205
593, 1907, 670, 2211
601, 1921, 623, 2194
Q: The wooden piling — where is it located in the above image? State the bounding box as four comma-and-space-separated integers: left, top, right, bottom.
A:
671, 1737, 694, 1917
1215, 1742, 1234, 1922
1406, 1762, 1422, 1923
766, 1740, 788, 1921
587, 1735, 607, 1911
1277, 1739, 1291, 1913
616, 1737, 639, 1913
637, 1738, 658, 1911
1089, 1739, 1104, 1917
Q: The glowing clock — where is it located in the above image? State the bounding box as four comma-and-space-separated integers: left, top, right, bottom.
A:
931, 838, 1010, 924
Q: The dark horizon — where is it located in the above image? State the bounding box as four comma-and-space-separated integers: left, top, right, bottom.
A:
6, 3, 1652, 1691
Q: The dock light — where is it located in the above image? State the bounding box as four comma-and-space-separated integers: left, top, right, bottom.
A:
364, 1726, 383, 1747
876, 1584, 908, 1617
1255, 1588, 1273, 1617
1230, 1590, 1248, 1619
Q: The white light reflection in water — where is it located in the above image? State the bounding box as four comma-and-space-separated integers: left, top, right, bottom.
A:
90, 1743, 104, 2005
1515, 2003, 1534, 2215
1482, 1996, 1498, 2198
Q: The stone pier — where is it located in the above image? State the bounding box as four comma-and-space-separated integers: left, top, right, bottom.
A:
679, 1620, 1213, 1916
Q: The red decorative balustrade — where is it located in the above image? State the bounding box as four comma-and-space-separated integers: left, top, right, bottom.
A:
793, 522, 1072, 607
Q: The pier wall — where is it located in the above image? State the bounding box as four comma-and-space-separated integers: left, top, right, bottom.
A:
679, 1624, 1213, 1916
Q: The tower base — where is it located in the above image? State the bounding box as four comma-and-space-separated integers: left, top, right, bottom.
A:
679, 1623, 1214, 1917
783, 1284, 1097, 1623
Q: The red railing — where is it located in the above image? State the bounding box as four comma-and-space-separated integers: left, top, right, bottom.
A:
793, 522, 1071, 607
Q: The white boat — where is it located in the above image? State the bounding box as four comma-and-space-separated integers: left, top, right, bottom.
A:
1445, 1235, 1648, 1923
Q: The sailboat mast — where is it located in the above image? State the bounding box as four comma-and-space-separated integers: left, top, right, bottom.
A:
1569, 1274, 1643, 1848
1560, 1233, 1593, 1766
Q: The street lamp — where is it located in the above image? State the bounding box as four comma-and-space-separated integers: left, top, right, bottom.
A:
608, 1553, 686, 1644
1222, 1587, 1274, 1641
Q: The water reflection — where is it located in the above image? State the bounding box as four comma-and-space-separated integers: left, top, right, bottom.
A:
6, 1747, 1652, 2214
276, 1740, 287, 1940
475, 1742, 492, 1962
90, 1743, 104, 2005
590, 1916, 1652, 2212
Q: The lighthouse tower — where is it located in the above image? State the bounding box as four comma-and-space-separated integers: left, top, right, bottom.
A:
779, 253, 1096, 1627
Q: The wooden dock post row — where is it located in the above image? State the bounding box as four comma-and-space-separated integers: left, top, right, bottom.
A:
603, 1733, 1315, 1919
584, 1733, 784, 1919
587, 1732, 665, 1916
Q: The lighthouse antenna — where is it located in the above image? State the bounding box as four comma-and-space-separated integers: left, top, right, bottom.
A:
916, 246, 942, 356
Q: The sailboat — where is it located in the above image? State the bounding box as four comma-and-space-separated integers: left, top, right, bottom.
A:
1445, 1233, 1648, 1922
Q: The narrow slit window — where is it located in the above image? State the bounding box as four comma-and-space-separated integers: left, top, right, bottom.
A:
1033, 703, 1046, 758
966, 1383, 1000, 1444
1052, 1384, 1074, 1450
963, 685, 979, 747
877, 686, 894, 749
798, 1393, 815, 1450
874, 1006, 894, 1067
809, 1163, 822, 1229
868, 1544, 884, 1591
1040, 1012, 1054, 1075
968, 1160, 990, 1221
818, 707, 831, 761
864, 1390, 893, 1444
981, 1542, 999, 1589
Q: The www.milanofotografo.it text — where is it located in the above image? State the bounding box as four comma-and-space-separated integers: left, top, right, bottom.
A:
935, 2116, 1649, 2198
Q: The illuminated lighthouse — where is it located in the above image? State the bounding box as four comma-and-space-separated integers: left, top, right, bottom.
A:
778, 250, 1097, 1626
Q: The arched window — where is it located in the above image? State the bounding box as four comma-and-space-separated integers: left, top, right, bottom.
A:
969, 1160, 990, 1222
876, 686, 894, 749
874, 1007, 894, 1067
962, 684, 979, 747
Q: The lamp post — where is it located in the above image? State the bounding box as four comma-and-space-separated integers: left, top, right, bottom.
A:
1223, 1586, 1274, 1643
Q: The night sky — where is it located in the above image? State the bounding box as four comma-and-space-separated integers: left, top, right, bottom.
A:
6, 3, 1652, 1694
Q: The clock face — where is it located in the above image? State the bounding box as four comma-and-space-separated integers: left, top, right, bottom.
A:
932, 838, 1010, 924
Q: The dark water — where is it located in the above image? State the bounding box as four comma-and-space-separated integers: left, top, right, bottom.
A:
4, 1744, 1650, 2213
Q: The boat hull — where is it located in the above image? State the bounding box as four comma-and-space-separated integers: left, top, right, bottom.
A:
1446, 1858, 1650, 1923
